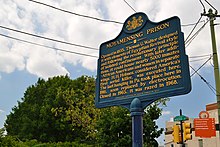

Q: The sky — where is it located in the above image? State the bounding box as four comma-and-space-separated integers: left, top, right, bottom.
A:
0, 0, 220, 145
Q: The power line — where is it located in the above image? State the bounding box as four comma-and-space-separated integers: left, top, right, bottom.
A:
29, 0, 123, 24
181, 20, 206, 27
199, 0, 206, 13
123, 0, 136, 13
204, 0, 218, 12
0, 25, 99, 51
0, 23, 211, 58
189, 54, 211, 58
0, 33, 98, 58
190, 65, 219, 95
190, 55, 212, 77
184, 16, 203, 43
1, 22, 210, 59
29, 0, 212, 29
185, 19, 209, 48
186, 19, 209, 45
210, 59, 214, 67
189, 57, 211, 62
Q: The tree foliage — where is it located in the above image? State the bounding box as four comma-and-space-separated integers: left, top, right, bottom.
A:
5, 75, 99, 143
96, 104, 163, 147
5, 75, 164, 146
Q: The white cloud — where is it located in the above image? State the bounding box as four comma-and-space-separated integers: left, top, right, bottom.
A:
0, 51, 25, 73
162, 110, 171, 116
26, 46, 69, 78
0, 109, 4, 114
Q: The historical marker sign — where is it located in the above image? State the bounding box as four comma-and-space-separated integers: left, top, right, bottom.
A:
95, 12, 191, 108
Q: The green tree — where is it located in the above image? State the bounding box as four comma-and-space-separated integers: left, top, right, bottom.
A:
96, 103, 164, 147
5, 75, 99, 143
0, 127, 5, 143
5, 75, 166, 146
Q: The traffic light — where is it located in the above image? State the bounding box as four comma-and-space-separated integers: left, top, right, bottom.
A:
183, 122, 192, 141
172, 124, 181, 143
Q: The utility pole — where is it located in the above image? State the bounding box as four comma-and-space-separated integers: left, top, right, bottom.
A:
202, 9, 220, 138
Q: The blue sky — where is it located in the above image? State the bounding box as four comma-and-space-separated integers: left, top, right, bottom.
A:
0, 0, 220, 145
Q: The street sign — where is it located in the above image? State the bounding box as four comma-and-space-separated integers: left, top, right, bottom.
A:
194, 118, 216, 138
199, 111, 209, 118
174, 115, 189, 122
95, 12, 191, 108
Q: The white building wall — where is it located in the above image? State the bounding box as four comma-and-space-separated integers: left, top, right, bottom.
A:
164, 107, 220, 147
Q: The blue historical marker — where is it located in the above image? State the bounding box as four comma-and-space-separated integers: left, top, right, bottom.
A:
95, 12, 191, 109
96, 12, 191, 147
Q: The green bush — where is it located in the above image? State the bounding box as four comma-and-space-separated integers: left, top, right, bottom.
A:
32, 141, 93, 147
0, 137, 94, 147
0, 136, 18, 147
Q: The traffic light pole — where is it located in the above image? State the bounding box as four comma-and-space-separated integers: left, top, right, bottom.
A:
180, 109, 185, 147
202, 9, 220, 138
173, 110, 191, 146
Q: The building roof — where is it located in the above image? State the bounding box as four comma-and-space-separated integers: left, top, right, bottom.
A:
206, 103, 217, 111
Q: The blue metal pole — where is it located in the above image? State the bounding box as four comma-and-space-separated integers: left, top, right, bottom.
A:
130, 98, 144, 147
